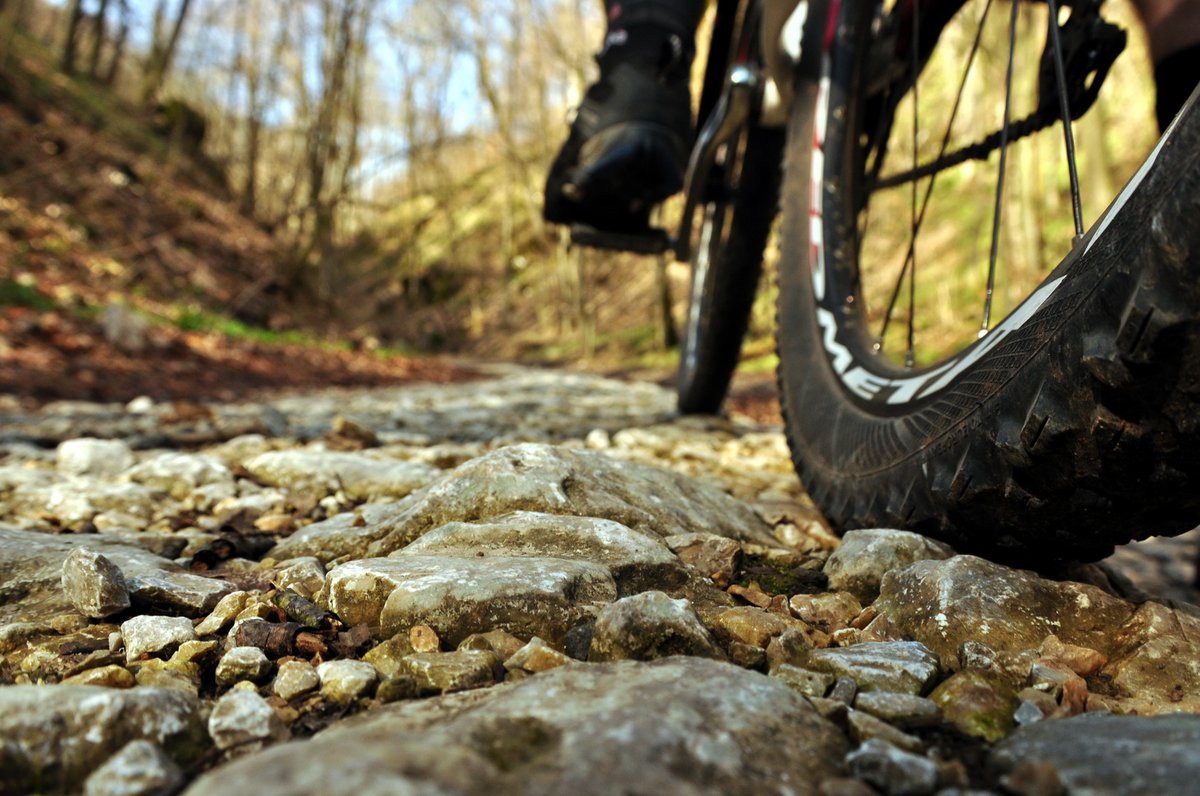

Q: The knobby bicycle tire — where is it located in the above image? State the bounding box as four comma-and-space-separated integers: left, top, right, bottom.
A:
678, 126, 785, 414
776, 0, 1200, 562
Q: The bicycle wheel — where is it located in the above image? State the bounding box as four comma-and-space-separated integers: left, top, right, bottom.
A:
677, 123, 784, 414
777, 0, 1200, 561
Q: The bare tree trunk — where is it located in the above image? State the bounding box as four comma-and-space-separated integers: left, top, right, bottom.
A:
103, 3, 129, 86
88, 0, 112, 78
60, 0, 85, 74
141, 0, 195, 102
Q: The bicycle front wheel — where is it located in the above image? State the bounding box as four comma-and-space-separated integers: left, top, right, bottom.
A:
677, 124, 784, 414
777, 0, 1200, 561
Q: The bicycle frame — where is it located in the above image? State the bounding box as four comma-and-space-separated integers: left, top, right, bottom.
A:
674, 0, 808, 261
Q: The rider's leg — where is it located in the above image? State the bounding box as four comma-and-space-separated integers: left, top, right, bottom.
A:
543, 0, 706, 234
1129, 0, 1200, 130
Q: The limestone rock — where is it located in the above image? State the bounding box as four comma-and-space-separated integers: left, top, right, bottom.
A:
215, 646, 273, 687
271, 557, 326, 600
853, 692, 943, 730
989, 713, 1200, 795
871, 556, 1135, 669
0, 526, 232, 625
10, 481, 164, 531
824, 529, 954, 603
666, 533, 743, 584
589, 591, 724, 662
273, 660, 321, 702
846, 738, 939, 796
771, 664, 835, 697
0, 685, 204, 794
245, 449, 439, 501
261, 503, 413, 564
62, 548, 131, 618
401, 650, 498, 694
272, 443, 775, 561
64, 665, 137, 689
317, 660, 379, 703
325, 555, 616, 645
57, 438, 135, 478
806, 641, 940, 695
929, 670, 1019, 742
706, 606, 793, 649
504, 637, 574, 675
363, 634, 418, 678
184, 657, 848, 796
124, 453, 234, 500
789, 592, 863, 634
194, 591, 252, 637
208, 690, 289, 753
1102, 601, 1200, 712
397, 511, 686, 594
83, 739, 183, 796
121, 616, 196, 663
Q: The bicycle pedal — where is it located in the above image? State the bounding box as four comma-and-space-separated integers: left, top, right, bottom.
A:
569, 224, 672, 256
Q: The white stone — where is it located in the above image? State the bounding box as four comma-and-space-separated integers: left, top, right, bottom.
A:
57, 438, 134, 478
317, 660, 378, 703
216, 647, 273, 686
208, 690, 288, 752
273, 660, 321, 701
121, 616, 196, 664
124, 453, 234, 499
83, 739, 183, 796
62, 547, 130, 618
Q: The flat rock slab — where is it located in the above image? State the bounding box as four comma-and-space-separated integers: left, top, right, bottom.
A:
989, 713, 1200, 794
244, 450, 440, 501
184, 657, 848, 796
397, 511, 686, 595
806, 642, 941, 695
872, 555, 1200, 709
0, 685, 206, 795
0, 525, 234, 624
271, 443, 775, 562
324, 555, 618, 644
872, 556, 1135, 669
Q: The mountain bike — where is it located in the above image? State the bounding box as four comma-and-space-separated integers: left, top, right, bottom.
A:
578, 0, 1200, 562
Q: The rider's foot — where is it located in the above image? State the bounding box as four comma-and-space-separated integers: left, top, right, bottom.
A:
544, 23, 694, 234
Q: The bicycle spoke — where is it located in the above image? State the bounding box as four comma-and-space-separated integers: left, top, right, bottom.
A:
873, 0, 995, 358
1045, 0, 1086, 240
906, 0, 920, 369
982, 0, 1022, 334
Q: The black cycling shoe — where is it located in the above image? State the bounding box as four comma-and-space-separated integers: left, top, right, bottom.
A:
544, 25, 693, 235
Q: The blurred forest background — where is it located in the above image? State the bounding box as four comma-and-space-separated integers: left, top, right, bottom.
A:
0, 0, 1161, 403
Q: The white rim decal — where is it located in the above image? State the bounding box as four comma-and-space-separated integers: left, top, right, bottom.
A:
806, 15, 1088, 406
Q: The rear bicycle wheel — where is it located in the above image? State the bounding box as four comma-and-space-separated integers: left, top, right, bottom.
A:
777, 0, 1200, 561
677, 124, 784, 414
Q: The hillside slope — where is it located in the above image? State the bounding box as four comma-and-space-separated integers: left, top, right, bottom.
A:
0, 34, 468, 407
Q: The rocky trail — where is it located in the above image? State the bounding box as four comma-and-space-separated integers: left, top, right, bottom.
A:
1, 367, 1199, 795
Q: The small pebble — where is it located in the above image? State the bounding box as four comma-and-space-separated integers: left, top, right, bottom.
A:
830, 677, 858, 705
854, 692, 943, 729
847, 709, 926, 754
410, 624, 441, 653
208, 690, 289, 753
83, 739, 182, 796
62, 548, 131, 619
505, 637, 574, 674
121, 616, 196, 664
216, 646, 273, 687
771, 664, 834, 697
317, 659, 379, 703
273, 660, 321, 701
846, 738, 939, 796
